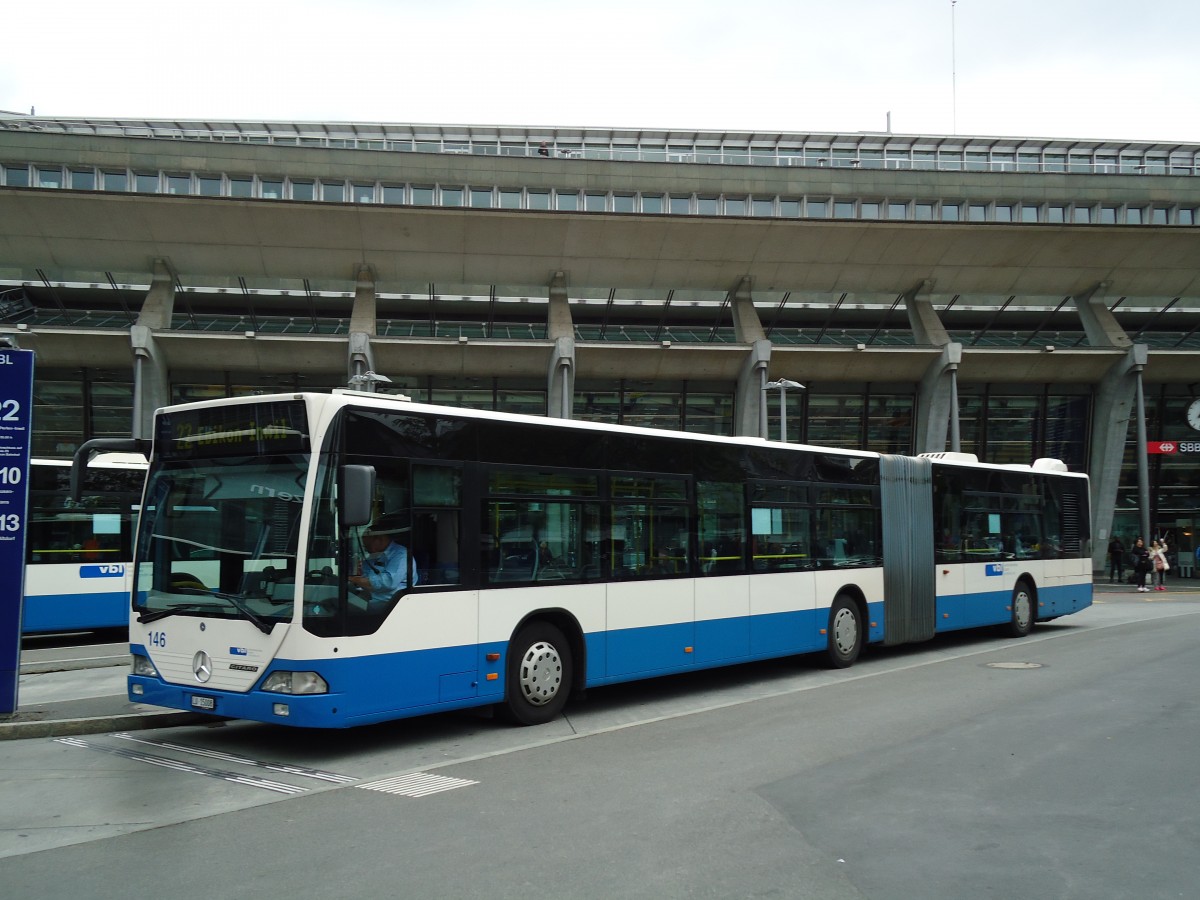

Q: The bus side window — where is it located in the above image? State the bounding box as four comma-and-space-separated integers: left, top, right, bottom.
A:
697, 482, 745, 576
413, 510, 460, 585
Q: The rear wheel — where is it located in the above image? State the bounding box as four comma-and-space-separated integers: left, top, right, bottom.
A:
824, 595, 863, 669
501, 622, 572, 725
1006, 580, 1035, 637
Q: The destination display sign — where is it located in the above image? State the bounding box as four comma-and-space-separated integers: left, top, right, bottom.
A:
157, 399, 309, 459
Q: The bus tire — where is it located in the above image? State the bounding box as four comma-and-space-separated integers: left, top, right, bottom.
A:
1007, 580, 1035, 638
824, 595, 862, 669
501, 622, 572, 725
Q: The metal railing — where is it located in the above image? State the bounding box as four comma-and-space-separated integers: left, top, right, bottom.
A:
5, 116, 1197, 177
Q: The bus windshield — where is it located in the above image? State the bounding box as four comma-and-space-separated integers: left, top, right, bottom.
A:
134, 453, 309, 630
27, 459, 142, 568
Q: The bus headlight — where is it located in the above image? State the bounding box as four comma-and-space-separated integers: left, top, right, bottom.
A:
131, 654, 159, 677
261, 671, 329, 695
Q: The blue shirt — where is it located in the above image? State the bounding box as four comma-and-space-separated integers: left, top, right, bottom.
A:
361, 542, 416, 607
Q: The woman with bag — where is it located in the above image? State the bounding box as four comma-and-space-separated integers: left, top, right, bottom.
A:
1130, 537, 1151, 592
1150, 539, 1170, 591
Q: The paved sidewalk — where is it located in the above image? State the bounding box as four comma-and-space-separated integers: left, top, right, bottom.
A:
0, 658, 204, 741
1092, 580, 1200, 595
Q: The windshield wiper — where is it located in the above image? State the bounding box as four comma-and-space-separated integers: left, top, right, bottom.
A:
138, 601, 226, 624
207, 590, 274, 635
137, 592, 274, 634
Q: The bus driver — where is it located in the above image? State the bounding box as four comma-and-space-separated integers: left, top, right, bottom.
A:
349, 515, 417, 608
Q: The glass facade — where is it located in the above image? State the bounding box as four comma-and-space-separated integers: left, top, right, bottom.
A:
575, 382, 734, 436
957, 386, 1089, 471
7, 156, 1194, 225
1113, 388, 1200, 569
32, 370, 135, 457
763, 389, 915, 454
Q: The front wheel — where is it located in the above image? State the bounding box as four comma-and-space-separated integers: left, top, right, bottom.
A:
1006, 580, 1035, 637
500, 622, 573, 725
824, 595, 863, 669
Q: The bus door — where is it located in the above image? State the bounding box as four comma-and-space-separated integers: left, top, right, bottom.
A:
606, 474, 694, 677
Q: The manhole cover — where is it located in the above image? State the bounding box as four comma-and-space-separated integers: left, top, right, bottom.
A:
986, 662, 1044, 669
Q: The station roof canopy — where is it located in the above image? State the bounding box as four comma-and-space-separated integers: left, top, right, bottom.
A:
3, 189, 1198, 301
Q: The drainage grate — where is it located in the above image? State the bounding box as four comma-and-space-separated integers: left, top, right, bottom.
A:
358, 772, 478, 797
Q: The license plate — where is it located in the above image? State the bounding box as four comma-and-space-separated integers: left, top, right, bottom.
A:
191, 695, 216, 710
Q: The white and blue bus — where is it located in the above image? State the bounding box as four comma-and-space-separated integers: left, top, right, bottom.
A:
98, 391, 1090, 728
24, 454, 147, 634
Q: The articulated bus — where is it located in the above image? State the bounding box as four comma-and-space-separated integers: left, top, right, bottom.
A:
97, 391, 1091, 728
23, 454, 147, 634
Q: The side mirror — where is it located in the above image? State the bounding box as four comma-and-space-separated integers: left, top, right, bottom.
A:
341, 465, 375, 527
70, 438, 150, 501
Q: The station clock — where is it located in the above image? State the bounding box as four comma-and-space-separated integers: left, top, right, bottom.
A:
1188, 398, 1200, 431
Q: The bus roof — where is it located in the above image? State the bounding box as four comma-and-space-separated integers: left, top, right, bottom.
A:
34, 452, 148, 469
155, 391, 1085, 477
159, 390, 881, 463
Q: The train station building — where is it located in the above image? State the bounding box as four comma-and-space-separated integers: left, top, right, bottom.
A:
1, 114, 1198, 573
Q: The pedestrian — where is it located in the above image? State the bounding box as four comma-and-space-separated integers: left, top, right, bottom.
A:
1130, 537, 1151, 592
538, 142, 550, 157
1107, 535, 1125, 583
1150, 539, 1170, 591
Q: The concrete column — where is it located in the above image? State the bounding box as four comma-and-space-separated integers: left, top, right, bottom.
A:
136, 258, 176, 331
130, 325, 170, 440
913, 343, 963, 453
730, 279, 771, 438
547, 271, 572, 341
547, 336, 575, 419
902, 280, 949, 347
1072, 281, 1130, 348
905, 281, 959, 454
730, 276, 765, 343
1088, 344, 1146, 571
348, 265, 377, 389
129, 259, 176, 439
348, 332, 376, 390
735, 339, 772, 438
546, 273, 575, 418
348, 265, 377, 335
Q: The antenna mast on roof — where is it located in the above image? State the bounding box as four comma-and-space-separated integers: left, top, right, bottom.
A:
951, 1, 958, 135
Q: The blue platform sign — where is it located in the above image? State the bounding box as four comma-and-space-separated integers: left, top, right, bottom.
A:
0, 348, 34, 715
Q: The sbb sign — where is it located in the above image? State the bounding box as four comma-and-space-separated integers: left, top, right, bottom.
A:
1147, 441, 1200, 454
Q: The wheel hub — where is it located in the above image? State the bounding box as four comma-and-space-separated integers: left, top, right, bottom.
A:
1014, 591, 1032, 629
833, 607, 858, 653
518, 640, 563, 706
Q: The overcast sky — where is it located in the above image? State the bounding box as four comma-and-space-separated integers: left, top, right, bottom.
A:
2, 0, 1197, 142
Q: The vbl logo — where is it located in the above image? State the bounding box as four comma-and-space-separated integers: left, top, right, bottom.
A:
80, 564, 125, 578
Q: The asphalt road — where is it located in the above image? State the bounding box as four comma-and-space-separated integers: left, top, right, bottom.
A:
2, 593, 1197, 899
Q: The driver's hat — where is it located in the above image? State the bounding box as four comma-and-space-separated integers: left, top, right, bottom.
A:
364, 513, 411, 538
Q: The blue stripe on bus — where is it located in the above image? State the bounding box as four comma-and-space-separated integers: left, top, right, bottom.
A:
935, 582, 1092, 633
132, 641, 490, 729
131, 601, 890, 728
23, 591, 129, 633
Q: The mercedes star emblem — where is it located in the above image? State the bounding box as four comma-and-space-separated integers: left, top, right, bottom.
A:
192, 650, 213, 683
